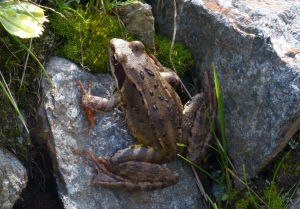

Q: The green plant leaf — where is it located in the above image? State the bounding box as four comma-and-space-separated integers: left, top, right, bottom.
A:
222, 193, 229, 201
0, 1, 49, 38
176, 143, 187, 147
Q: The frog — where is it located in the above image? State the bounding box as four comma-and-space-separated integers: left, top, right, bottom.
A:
76, 38, 216, 190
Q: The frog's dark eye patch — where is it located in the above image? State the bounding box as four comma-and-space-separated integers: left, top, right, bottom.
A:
112, 53, 119, 65
114, 65, 126, 90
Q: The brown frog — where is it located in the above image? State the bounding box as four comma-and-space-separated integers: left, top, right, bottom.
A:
76, 38, 216, 190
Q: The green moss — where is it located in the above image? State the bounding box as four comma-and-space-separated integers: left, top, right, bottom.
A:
235, 198, 250, 209
275, 154, 300, 176
233, 185, 284, 209
49, 7, 194, 75
262, 185, 284, 209
228, 189, 239, 204
50, 7, 132, 73
49, 10, 195, 76
153, 34, 195, 77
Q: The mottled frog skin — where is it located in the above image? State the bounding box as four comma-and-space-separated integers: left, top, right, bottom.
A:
76, 38, 216, 190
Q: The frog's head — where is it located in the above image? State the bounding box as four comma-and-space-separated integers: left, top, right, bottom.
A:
108, 38, 146, 91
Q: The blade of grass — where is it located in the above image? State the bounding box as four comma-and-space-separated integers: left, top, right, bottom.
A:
272, 151, 291, 184
21, 37, 32, 88
207, 194, 219, 209
212, 63, 227, 166
177, 153, 219, 182
212, 63, 233, 193
0, 73, 29, 134
243, 165, 259, 209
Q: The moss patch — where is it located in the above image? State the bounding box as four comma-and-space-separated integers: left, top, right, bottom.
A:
153, 34, 195, 77
50, 10, 195, 76
49, 7, 132, 73
262, 185, 284, 209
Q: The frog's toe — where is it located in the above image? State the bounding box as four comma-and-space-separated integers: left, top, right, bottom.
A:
92, 171, 120, 184
84, 150, 108, 173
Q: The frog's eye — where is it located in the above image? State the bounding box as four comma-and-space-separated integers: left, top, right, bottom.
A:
111, 53, 119, 65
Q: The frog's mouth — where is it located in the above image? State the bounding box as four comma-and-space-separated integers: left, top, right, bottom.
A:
109, 45, 126, 91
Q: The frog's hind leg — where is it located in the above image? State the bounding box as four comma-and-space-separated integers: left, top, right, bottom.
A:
84, 147, 179, 190
107, 145, 179, 189
105, 161, 179, 190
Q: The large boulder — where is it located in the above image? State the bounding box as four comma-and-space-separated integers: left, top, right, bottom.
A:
150, 0, 300, 179
41, 56, 204, 209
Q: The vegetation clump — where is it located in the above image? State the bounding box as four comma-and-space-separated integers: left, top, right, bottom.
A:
276, 153, 300, 176
235, 198, 251, 209
50, 6, 130, 73
153, 34, 195, 77
50, 9, 195, 76
262, 184, 284, 209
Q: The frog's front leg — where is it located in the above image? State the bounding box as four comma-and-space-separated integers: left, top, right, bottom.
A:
85, 145, 179, 190
76, 80, 122, 112
76, 80, 122, 128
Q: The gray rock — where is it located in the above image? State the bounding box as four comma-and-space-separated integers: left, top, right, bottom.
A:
41, 56, 204, 209
0, 148, 27, 209
151, 0, 300, 180
115, 1, 155, 50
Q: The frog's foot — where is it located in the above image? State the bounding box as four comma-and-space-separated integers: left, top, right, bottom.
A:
84, 150, 179, 190
84, 150, 128, 183
76, 81, 95, 129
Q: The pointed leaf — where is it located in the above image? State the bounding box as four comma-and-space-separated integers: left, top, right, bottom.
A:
0, 1, 48, 38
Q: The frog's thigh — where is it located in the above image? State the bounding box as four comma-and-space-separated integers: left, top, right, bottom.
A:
107, 145, 178, 183
109, 161, 179, 183
108, 144, 165, 165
